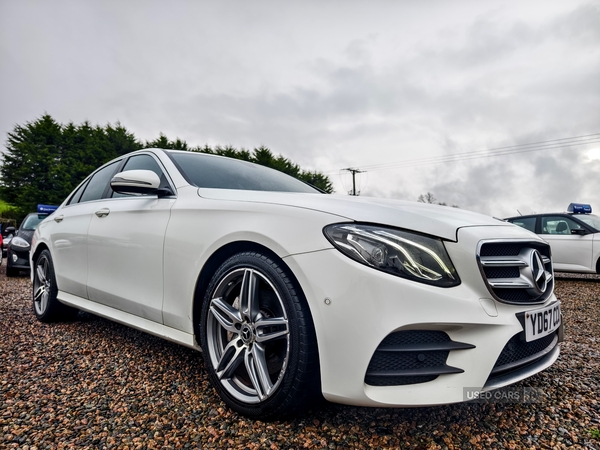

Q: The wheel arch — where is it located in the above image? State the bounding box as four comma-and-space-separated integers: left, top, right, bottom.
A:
191, 240, 318, 349
31, 242, 50, 267
194, 240, 323, 418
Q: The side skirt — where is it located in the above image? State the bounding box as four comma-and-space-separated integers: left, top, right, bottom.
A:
57, 291, 201, 350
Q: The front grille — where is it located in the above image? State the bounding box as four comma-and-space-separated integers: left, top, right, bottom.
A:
480, 243, 523, 257
365, 330, 474, 386
484, 267, 520, 279
478, 241, 554, 305
490, 331, 558, 375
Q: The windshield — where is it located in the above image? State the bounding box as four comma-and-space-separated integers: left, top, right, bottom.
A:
576, 214, 600, 231
167, 151, 321, 193
21, 214, 47, 231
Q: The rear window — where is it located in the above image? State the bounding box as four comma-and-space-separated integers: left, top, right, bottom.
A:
166, 151, 320, 193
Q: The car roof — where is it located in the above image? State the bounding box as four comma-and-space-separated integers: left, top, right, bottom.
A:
505, 212, 590, 220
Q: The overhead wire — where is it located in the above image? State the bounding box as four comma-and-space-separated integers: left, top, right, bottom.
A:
321, 133, 600, 174
363, 133, 600, 171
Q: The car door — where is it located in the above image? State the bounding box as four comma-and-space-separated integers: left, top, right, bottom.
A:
86, 154, 175, 323
540, 215, 594, 272
47, 161, 122, 298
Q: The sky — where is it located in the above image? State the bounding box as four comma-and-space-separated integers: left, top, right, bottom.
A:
1, 0, 599, 218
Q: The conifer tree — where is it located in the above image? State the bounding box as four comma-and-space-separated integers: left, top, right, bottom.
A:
1, 115, 334, 219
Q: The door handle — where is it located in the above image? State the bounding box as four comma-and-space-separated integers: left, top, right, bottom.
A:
53, 215, 64, 223
95, 208, 110, 218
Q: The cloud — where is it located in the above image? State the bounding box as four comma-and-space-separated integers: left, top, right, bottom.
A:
0, 0, 598, 217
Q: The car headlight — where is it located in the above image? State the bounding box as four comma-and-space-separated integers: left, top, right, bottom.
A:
10, 236, 30, 250
323, 223, 460, 287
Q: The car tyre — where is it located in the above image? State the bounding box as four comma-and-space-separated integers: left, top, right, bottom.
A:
6, 265, 19, 277
200, 251, 320, 420
32, 249, 78, 322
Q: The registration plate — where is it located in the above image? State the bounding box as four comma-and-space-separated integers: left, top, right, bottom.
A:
524, 302, 561, 342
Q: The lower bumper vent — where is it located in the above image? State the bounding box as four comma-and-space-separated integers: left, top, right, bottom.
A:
365, 330, 474, 386
490, 331, 558, 376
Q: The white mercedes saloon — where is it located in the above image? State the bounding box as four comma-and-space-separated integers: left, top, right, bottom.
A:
31, 148, 563, 420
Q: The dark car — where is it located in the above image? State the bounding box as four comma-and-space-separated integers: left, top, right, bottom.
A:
6, 214, 48, 276
2, 226, 15, 258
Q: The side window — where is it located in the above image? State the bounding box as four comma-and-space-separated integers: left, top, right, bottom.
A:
122, 154, 163, 175
66, 179, 90, 205
79, 162, 120, 203
541, 216, 580, 235
112, 154, 168, 198
508, 217, 536, 233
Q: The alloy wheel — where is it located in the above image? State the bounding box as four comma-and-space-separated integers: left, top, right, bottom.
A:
206, 267, 290, 404
33, 255, 52, 316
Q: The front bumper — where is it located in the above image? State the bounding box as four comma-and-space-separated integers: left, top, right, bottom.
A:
283, 225, 561, 407
7, 247, 31, 270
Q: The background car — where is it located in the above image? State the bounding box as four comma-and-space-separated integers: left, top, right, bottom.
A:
2, 226, 15, 258
506, 203, 600, 274
6, 213, 48, 276
30, 149, 562, 419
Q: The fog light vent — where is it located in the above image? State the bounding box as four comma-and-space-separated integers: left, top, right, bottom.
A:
364, 330, 474, 386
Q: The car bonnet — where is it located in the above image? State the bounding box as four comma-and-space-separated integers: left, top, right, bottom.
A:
16, 229, 35, 244
196, 188, 511, 242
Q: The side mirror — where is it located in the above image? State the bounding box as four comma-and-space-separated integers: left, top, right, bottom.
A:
571, 228, 588, 236
111, 170, 161, 195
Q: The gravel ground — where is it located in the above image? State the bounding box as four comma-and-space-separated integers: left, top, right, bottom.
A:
1, 263, 599, 450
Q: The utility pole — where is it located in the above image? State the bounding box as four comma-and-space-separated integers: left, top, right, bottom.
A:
342, 168, 364, 196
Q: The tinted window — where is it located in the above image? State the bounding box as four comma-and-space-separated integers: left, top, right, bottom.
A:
167, 151, 320, 193
122, 154, 163, 175
67, 179, 90, 205
508, 217, 536, 232
112, 154, 168, 198
541, 216, 581, 235
79, 162, 120, 203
